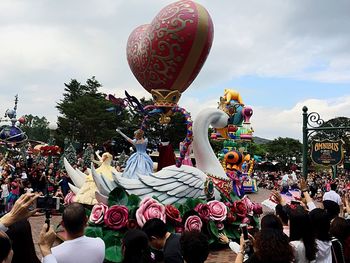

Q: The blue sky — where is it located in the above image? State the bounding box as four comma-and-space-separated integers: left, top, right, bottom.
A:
0, 0, 349, 140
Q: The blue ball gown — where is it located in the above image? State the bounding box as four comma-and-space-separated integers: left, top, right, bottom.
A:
122, 138, 153, 179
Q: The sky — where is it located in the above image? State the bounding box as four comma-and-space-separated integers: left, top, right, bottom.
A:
0, 0, 349, 141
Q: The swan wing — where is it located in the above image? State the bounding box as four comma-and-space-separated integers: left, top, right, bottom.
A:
91, 165, 114, 196
114, 165, 207, 204
95, 191, 108, 205
68, 183, 80, 195
64, 158, 86, 188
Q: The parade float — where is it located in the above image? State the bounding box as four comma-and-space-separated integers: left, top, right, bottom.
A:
0, 95, 28, 145
211, 89, 258, 195
64, 1, 263, 262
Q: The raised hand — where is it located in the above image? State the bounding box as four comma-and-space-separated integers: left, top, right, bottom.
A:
0, 193, 39, 227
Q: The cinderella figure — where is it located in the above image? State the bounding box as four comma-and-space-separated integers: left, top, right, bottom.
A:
116, 128, 153, 179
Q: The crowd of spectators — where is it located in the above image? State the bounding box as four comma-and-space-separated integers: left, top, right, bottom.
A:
2, 149, 350, 263
220, 177, 350, 263
0, 153, 75, 216
256, 170, 350, 201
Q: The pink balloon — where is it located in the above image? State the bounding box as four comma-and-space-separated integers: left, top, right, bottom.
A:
18, 117, 25, 124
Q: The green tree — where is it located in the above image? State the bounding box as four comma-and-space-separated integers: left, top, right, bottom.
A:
115, 97, 187, 153
265, 137, 302, 163
21, 114, 50, 142
60, 143, 77, 165
56, 77, 129, 146
249, 142, 267, 157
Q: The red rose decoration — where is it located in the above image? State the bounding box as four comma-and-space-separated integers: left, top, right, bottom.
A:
165, 205, 182, 224
207, 200, 227, 222
184, 215, 203, 232
253, 203, 263, 215
127, 219, 138, 230
194, 203, 210, 222
175, 226, 184, 233
226, 212, 237, 224
232, 200, 248, 218
104, 205, 129, 230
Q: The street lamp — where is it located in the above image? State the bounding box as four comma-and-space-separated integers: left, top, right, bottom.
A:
48, 122, 58, 145
48, 122, 58, 165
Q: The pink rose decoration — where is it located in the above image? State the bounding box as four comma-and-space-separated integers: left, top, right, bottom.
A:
207, 200, 227, 222
136, 197, 166, 227
241, 195, 253, 215
64, 191, 76, 205
216, 222, 224, 230
89, 203, 108, 224
104, 205, 129, 230
185, 215, 203, 232
253, 203, 263, 215
194, 203, 211, 222
242, 217, 250, 224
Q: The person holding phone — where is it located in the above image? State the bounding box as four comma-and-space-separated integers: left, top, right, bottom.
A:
220, 214, 295, 263
39, 202, 105, 263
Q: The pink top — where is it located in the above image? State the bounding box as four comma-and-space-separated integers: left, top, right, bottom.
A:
11, 182, 20, 195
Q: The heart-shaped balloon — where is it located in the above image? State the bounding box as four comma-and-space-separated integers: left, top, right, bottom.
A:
127, 0, 214, 106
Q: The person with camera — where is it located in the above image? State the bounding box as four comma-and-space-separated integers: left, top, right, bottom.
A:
0, 192, 39, 231
39, 202, 105, 263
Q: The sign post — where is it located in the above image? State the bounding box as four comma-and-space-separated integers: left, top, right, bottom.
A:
302, 106, 350, 179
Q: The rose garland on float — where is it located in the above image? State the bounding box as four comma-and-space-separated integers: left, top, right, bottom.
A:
82, 187, 262, 263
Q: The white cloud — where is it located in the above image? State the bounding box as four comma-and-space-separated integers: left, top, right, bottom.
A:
0, 0, 350, 139
252, 96, 350, 140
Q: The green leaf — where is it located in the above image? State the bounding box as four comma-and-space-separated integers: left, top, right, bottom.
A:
166, 223, 175, 233
208, 237, 215, 245
127, 194, 141, 208
224, 225, 240, 240
253, 216, 260, 228
85, 208, 92, 218
105, 244, 122, 263
108, 187, 129, 206
103, 229, 124, 247
230, 192, 241, 202
208, 221, 219, 237
175, 204, 184, 216
184, 198, 204, 210
181, 204, 191, 214
85, 226, 103, 238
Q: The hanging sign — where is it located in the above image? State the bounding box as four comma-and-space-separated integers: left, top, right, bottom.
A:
311, 140, 343, 166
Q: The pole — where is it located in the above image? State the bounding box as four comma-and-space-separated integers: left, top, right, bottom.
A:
302, 106, 308, 179
332, 165, 337, 179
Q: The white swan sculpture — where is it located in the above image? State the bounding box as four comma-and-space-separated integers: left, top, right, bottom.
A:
65, 108, 231, 205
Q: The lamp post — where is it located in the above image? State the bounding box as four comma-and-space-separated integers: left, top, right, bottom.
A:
48, 122, 58, 166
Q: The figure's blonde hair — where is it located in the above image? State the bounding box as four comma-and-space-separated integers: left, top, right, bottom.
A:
134, 129, 144, 139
